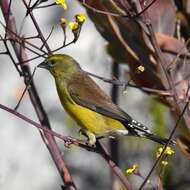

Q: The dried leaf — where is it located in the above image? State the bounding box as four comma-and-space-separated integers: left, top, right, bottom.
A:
176, 135, 190, 160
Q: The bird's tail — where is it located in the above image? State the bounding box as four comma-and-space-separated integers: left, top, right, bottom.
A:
141, 133, 174, 145
124, 119, 175, 145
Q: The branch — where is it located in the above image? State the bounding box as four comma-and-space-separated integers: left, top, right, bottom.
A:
0, 1, 133, 189
86, 71, 173, 97
0, 1, 76, 189
79, 0, 159, 19
0, 103, 133, 190
110, 61, 120, 189
22, 0, 51, 54
139, 99, 189, 190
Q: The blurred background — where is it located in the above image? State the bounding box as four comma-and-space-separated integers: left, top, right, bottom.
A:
0, 1, 190, 190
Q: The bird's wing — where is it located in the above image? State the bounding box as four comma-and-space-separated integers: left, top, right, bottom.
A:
67, 71, 175, 145
67, 71, 132, 122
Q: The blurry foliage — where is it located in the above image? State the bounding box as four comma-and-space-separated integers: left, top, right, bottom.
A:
150, 98, 166, 138
79, 0, 190, 161
77, 0, 190, 189
1, 0, 190, 190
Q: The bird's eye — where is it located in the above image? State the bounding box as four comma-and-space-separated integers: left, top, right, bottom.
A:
48, 60, 56, 66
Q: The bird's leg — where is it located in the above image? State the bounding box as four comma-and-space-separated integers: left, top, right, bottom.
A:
78, 129, 96, 146
85, 130, 97, 146
78, 128, 88, 137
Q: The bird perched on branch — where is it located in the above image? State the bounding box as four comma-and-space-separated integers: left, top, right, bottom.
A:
38, 54, 174, 146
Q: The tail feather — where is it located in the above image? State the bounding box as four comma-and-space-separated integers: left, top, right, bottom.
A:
143, 133, 175, 145
124, 119, 175, 145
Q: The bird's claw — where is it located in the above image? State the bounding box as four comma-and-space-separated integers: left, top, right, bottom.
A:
78, 129, 88, 137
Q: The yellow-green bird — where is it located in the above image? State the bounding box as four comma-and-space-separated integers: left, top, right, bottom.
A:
38, 54, 172, 145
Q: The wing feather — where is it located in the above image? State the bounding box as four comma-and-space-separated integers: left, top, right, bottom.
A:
67, 71, 132, 122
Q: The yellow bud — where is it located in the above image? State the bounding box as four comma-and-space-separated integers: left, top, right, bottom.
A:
55, 0, 67, 10
156, 146, 174, 158
161, 161, 168, 166
126, 163, 138, 174
60, 17, 67, 28
156, 147, 163, 158
165, 146, 175, 155
69, 21, 79, 31
137, 65, 145, 72
75, 13, 86, 23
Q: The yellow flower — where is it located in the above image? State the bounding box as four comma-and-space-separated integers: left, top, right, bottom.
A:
137, 65, 145, 72
156, 146, 174, 158
156, 147, 163, 157
126, 163, 138, 174
161, 161, 168, 166
69, 21, 79, 31
55, 0, 67, 10
165, 146, 175, 155
75, 13, 86, 23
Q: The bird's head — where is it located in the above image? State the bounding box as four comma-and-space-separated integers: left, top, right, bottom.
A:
38, 54, 81, 78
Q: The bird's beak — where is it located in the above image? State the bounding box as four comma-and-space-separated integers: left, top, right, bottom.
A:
37, 62, 50, 70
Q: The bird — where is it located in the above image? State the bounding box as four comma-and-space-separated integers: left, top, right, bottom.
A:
38, 54, 174, 146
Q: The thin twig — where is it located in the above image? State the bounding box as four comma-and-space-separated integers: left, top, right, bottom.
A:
0, 35, 23, 75
80, 0, 158, 19
110, 61, 120, 189
96, 141, 133, 190
0, 20, 47, 56
139, 100, 189, 189
0, 1, 133, 189
0, 102, 133, 190
14, 67, 37, 110
0, 103, 81, 146
40, 26, 54, 50
0, 1, 77, 189
86, 71, 173, 96
141, 12, 180, 104
22, 0, 51, 53
166, 38, 190, 71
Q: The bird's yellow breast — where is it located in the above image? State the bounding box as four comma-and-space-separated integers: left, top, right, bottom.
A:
56, 80, 125, 136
